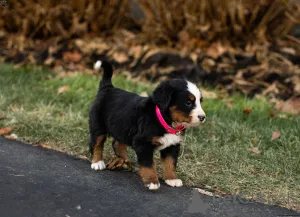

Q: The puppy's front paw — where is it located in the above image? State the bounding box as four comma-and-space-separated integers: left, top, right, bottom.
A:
91, 161, 106, 170
165, 179, 183, 187
145, 182, 160, 190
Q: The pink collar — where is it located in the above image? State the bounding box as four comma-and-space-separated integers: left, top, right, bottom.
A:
155, 106, 186, 135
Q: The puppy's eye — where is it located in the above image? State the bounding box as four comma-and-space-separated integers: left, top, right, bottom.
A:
186, 100, 193, 107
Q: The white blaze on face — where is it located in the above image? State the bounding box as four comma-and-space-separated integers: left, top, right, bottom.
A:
187, 81, 206, 125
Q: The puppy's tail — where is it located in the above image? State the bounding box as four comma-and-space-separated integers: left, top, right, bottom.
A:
94, 60, 113, 88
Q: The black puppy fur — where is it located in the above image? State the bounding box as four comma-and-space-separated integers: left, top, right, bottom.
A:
89, 60, 204, 190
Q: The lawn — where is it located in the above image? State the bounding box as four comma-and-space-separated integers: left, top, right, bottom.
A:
0, 63, 299, 210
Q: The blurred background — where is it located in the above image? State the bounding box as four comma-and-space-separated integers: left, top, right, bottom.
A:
0, 0, 299, 101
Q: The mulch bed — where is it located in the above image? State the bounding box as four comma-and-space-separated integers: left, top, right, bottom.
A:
0, 30, 299, 103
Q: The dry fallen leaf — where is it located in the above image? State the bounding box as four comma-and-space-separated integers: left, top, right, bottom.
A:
195, 188, 214, 197
243, 108, 253, 115
58, 85, 70, 94
39, 144, 52, 149
79, 155, 88, 160
44, 56, 55, 65
112, 52, 129, 64
271, 130, 281, 140
277, 114, 288, 119
178, 30, 190, 43
225, 101, 233, 108
0, 127, 12, 135
36, 143, 65, 152
4, 133, 18, 139
206, 42, 226, 59
9, 105, 24, 112
262, 82, 279, 96
63, 51, 82, 63
56, 71, 77, 79
201, 89, 217, 99
291, 76, 300, 95
276, 98, 300, 115
140, 92, 148, 97
269, 111, 275, 117
281, 47, 296, 55
251, 147, 261, 154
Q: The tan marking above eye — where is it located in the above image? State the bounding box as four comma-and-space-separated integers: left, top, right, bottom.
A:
188, 94, 195, 101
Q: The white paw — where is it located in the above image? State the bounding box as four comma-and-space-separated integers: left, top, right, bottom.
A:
146, 182, 160, 190
165, 179, 183, 187
91, 161, 106, 170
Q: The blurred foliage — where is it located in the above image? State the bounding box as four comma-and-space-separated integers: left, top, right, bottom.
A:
0, 0, 130, 38
138, 0, 300, 44
0, 0, 299, 43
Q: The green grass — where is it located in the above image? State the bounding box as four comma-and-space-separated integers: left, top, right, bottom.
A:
0, 64, 300, 210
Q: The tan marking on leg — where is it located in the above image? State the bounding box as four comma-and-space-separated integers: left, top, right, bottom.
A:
139, 162, 159, 185
162, 156, 176, 180
188, 94, 195, 101
92, 135, 106, 163
170, 106, 191, 123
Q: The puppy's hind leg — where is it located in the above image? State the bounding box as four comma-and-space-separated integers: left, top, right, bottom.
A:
106, 139, 132, 170
90, 134, 107, 170
89, 104, 107, 170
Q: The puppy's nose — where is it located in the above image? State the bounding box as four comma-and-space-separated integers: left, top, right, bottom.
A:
198, 115, 206, 122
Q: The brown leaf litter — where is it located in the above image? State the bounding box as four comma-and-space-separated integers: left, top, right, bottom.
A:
0, 4, 299, 106
1, 33, 299, 103
275, 98, 300, 115
0, 127, 12, 136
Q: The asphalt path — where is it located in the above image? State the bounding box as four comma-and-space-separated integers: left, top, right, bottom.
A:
0, 137, 299, 217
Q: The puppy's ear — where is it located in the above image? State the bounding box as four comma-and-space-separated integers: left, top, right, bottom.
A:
151, 81, 174, 111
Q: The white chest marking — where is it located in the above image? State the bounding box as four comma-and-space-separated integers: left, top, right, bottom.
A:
155, 134, 182, 151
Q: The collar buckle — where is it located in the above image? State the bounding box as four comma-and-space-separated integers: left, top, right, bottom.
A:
175, 131, 182, 136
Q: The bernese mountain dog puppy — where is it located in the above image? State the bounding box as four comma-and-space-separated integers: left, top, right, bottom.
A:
89, 60, 206, 190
